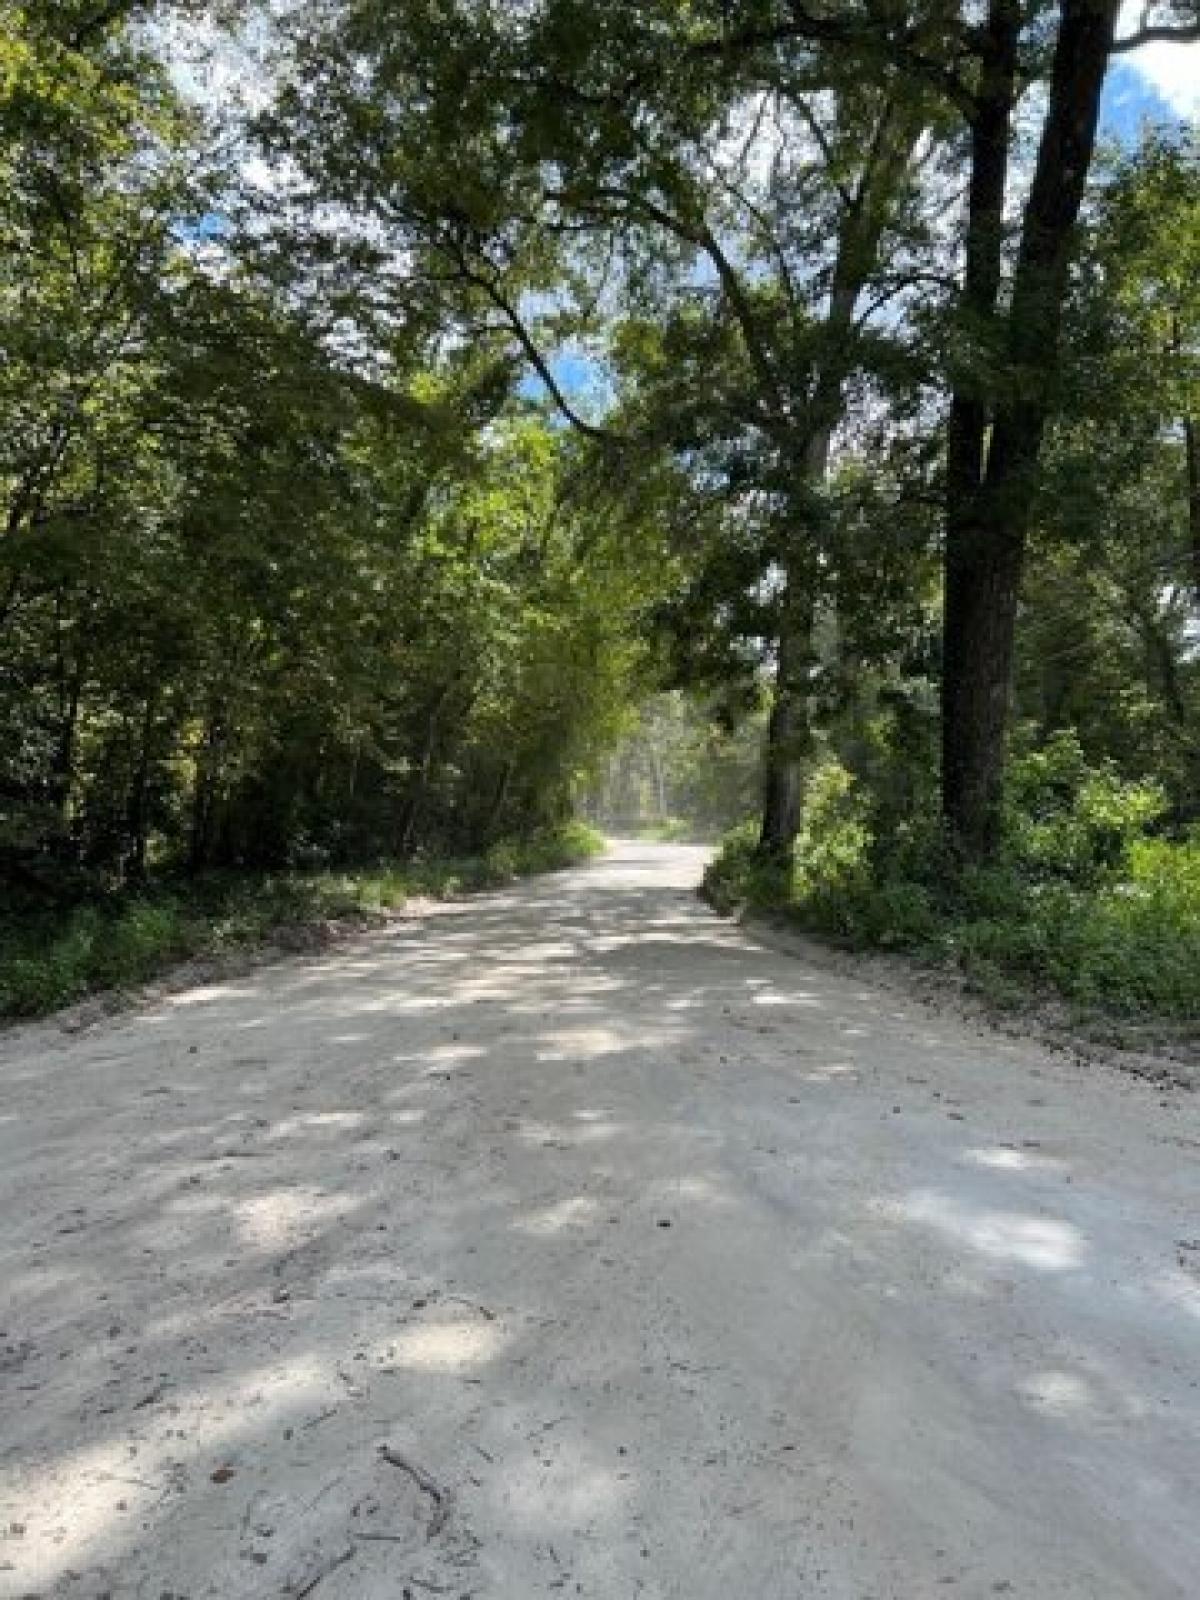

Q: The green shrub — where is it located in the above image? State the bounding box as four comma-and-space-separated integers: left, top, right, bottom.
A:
88, 903, 186, 987
484, 842, 520, 881
851, 880, 942, 949
1045, 834, 1200, 1016
518, 820, 607, 872
635, 817, 697, 843
704, 746, 1200, 1023
792, 758, 874, 924
1004, 732, 1166, 886
704, 819, 790, 910
0, 952, 85, 1017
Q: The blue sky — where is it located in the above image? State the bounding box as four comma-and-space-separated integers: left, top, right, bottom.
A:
1101, 59, 1190, 139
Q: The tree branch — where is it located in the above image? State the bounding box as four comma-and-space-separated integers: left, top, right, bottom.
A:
573, 182, 790, 432
686, 9, 980, 119
437, 234, 619, 443
1111, 22, 1200, 52
792, 99, 855, 211
65, 4, 135, 50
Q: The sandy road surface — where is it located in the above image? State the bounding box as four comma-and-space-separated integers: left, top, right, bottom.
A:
1, 840, 1197, 1599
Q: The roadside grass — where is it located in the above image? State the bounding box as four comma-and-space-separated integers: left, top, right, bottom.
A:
0, 821, 605, 1021
631, 817, 710, 843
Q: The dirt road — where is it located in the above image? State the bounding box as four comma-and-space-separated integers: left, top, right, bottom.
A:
1, 841, 1197, 1598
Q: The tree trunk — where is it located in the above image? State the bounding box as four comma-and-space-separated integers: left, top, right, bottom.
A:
758, 92, 927, 858
51, 676, 83, 838
760, 569, 816, 856
648, 739, 668, 819
1137, 606, 1189, 730
48, 590, 87, 848
397, 683, 453, 855
189, 706, 225, 874
125, 689, 157, 882
0, 570, 21, 636
941, 0, 1119, 857
1184, 412, 1200, 602
941, 510, 1027, 852
485, 758, 514, 838
940, 1, 1018, 856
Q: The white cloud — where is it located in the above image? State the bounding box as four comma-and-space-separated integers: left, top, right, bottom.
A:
1117, 3, 1200, 119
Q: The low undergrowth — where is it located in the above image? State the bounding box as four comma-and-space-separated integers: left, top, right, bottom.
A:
705, 736, 1200, 1027
632, 817, 711, 843
0, 822, 605, 1020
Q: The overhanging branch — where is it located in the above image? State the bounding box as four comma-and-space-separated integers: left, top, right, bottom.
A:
1111, 22, 1200, 51
437, 234, 620, 444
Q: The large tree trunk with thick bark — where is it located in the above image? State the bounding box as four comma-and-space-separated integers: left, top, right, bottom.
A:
941, 500, 1026, 853
760, 423, 834, 856
941, 0, 1119, 857
760, 574, 816, 855
941, 1, 1017, 854
1184, 412, 1200, 601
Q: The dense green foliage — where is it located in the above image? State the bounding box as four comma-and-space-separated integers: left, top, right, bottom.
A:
0, 7, 658, 915
706, 737, 1200, 1021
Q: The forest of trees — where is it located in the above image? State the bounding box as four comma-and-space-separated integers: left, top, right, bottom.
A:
586, 694, 767, 836
2, 2, 1199, 1019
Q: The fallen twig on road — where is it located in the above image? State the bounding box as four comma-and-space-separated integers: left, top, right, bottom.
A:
288, 1545, 354, 1598
379, 1446, 451, 1538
